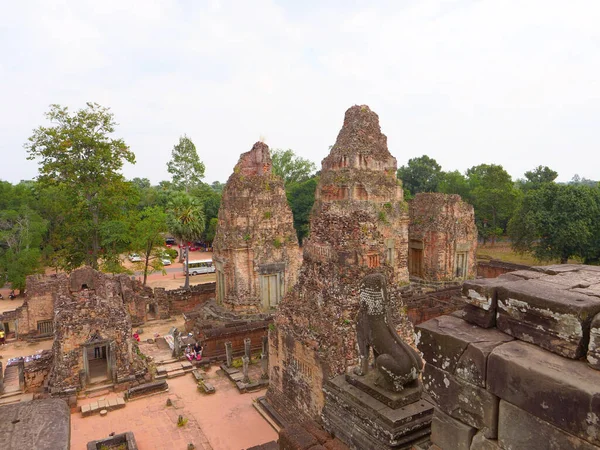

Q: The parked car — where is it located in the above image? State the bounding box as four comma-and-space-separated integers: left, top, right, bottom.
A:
161, 258, 172, 266
165, 237, 176, 248
129, 253, 142, 262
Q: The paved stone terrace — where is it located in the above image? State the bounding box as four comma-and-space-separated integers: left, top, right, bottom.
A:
71, 364, 276, 449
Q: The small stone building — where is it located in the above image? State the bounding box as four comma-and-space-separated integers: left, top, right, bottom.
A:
47, 267, 147, 394
212, 141, 301, 313
408, 192, 477, 281
267, 105, 414, 421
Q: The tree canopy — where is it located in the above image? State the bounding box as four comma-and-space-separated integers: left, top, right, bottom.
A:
25, 102, 135, 270
271, 149, 317, 185
509, 183, 600, 263
167, 135, 205, 193
397, 155, 442, 198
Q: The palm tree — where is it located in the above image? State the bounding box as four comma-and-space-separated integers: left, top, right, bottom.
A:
167, 193, 205, 289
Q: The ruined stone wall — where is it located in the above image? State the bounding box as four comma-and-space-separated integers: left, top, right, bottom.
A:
162, 282, 216, 315
213, 141, 301, 313
200, 321, 269, 359
15, 274, 63, 336
23, 350, 53, 392
408, 193, 477, 282
268, 105, 413, 420
477, 259, 531, 278
48, 267, 147, 392
417, 264, 600, 449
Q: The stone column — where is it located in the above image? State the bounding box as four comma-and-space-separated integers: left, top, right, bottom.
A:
244, 338, 251, 359
261, 353, 269, 380
225, 341, 233, 367
0, 361, 4, 394
261, 335, 269, 357
242, 356, 250, 384
261, 335, 269, 380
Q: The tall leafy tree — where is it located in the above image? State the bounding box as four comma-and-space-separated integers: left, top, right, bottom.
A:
286, 176, 318, 244
167, 135, 205, 193
25, 102, 135, 270
167, 193, 205, 289
517, 165, 558, 192
271, 149, 317, 186
509, 184, 600, 263
131, 206, 169, 285
397, 155, 442, 198
438, 170, 472, 202
466, 164, 518, 245
0, 204, 48, 291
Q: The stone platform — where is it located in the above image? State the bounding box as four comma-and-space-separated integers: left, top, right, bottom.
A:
322, 374, 434, 449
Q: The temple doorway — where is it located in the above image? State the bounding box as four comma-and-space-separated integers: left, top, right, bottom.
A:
85, 344, 110, 384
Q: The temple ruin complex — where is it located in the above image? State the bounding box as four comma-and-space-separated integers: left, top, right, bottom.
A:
408, 192, 477, 281
267, 105, 414, 420
212, 141, 301, 313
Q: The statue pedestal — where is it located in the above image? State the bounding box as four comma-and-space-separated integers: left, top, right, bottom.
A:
322, 374, 434, 449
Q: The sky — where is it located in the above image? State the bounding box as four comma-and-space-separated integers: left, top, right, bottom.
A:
1, 0, 599, 185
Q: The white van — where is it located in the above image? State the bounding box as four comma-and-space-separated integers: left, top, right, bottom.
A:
184, 259, 215, 275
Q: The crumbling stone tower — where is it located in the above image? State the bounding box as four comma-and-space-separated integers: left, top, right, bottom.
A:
47, 267, 147, 393
267, 105, 411, 420
408, 192, 477, 281
213, 141, 301, 313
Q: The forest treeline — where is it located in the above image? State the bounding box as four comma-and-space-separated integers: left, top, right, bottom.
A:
1, 103, 598, 291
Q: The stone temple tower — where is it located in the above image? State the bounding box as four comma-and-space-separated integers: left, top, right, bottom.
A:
267, 105, 412, 420
212, 141, 301, 313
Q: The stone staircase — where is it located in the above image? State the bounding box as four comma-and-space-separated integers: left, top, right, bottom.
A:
1, 364, 22, 395
155, 358, 194, 379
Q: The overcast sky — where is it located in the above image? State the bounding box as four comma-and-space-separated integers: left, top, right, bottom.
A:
1, 0, 598, 185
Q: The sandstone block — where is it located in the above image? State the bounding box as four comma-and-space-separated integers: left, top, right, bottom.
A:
496, 279, 600, 358
423, 364, 499, 438
588, 312, 600, 370
279, 424, 318, 450
488, 340, 600, 446
469, 432, 501, 450
416, 315, 512, 387
430, 408, 476, 450
498, 400, 599, 450
506, 270, 546, 280
461, 279, 506, 328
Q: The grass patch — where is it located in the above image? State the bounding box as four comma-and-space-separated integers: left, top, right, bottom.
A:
476, 242, 579, 265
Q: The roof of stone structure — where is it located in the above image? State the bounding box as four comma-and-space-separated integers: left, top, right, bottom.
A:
326, 105, 392, 160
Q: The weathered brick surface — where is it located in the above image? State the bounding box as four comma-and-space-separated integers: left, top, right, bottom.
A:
408, 193, 477, 282
47, 267, 148, 392
213, 141, 301, 313
431, 408, 476, 450
487, 340, 600, 446
476, 260, 531, 279
498, 400, 599, 450
279, 424, 318, 450
268, 105, 413, 420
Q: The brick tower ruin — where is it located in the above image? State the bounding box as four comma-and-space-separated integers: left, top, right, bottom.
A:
212, 141, 301, 313
408, 192, 477, 281
267, 105, 412, 420
47, 267, 147, 394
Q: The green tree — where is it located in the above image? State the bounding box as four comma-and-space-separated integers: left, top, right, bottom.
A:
0, 205, 48, 291
517, 166, 558, 192
286, 176, 318, 244
271, 149, 317, 186
25, 102, 135, 270
167, 135, 205, 193
509, 184, 600, 263
190, 182, 221, 242
437, 170, 472, 202
397, 155, 442, 198
131, 206, 169, 285
466, 164, 518, 245
167, 193, 205, 289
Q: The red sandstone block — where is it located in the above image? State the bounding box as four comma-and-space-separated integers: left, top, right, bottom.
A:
323, 438, 349, 450
279, 424, 318, 450
301, 421, 331, 444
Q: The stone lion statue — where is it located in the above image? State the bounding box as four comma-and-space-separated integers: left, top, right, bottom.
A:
354, 272, 423, 391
